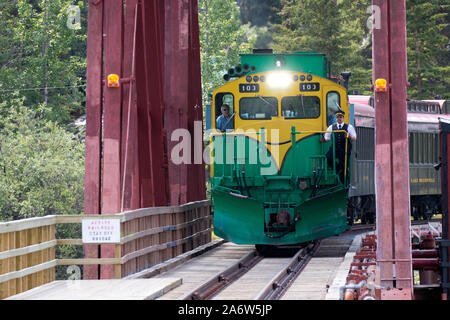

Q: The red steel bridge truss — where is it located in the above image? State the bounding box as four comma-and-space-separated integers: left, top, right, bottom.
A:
83, 0, 448, 299
84, 0, 205, 279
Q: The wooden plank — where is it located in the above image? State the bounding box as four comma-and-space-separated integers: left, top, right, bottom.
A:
8, 232, 16, 296
0, 216, 56, 233
0, 260, 57, 284
175, 211, 184, 256
120, 200, 210, 222
30, 227, 39, 288
17, 230, 26, 293
49, 224, 55, 282
121, 228, 211, 263
120, 216, 211, 244
155, 242, 253, 300
55, 214, 124, 224
282, 257, 343, 300
56, 239, 83, 246
6, 278, 182, 300
0, 233, 10, 299
0, 240, 56, 260
151, 214, 160, 267
114, 244, 121, 279
57, 258, 122, 266
42, 226, 50, 286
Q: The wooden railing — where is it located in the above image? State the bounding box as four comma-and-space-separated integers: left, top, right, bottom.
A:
0, 200, 211, 299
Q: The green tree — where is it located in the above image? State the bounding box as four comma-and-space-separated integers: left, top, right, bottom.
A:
338, 0, 372, 95
0, 97, 85, 221
199, 0, 256, 101
270, 0, 449, 98
0, 0, 87, 125
240, 0, 282, 26
271, 0, 346, 75
407, 0, 449, 99
238, 0, 282, 49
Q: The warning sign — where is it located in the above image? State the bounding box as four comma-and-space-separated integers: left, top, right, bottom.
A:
82, 219, 121, 244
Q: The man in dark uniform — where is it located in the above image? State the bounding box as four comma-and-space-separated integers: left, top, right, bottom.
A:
324, 110, 357, 184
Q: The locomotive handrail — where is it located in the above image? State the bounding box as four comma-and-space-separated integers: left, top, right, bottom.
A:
289, 127, 350, 185
211, 127, 351, 186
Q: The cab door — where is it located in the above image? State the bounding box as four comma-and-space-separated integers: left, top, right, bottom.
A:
322, 85, 349, 130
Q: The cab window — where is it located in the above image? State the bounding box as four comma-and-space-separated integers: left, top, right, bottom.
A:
281, 96, 320, 119
214, 93, 235, 130
215, 93, 234, 116
326, 92, 340, 125
239, 97, 278, 120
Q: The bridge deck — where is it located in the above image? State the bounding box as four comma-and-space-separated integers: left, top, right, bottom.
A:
6, 278, 181, 300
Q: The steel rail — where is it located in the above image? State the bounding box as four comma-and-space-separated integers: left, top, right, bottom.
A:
180, 249, 263, 300
253, 241, 320, 300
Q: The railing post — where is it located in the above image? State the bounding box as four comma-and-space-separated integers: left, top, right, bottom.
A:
114, 243, 122, 279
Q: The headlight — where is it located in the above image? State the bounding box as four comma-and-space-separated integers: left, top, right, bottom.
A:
266, 72, 291, 89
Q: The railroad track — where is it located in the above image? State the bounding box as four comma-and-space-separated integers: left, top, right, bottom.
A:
253, 241, 319, 300
155, 219, 441, 300
181, 241, 319, 300
179, 249, 263, 300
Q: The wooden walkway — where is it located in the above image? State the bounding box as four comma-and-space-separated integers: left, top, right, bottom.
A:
282, 232, 367, 300
4, 232, 369, 300
212, 257, 291, 300
6, 278, 182, 300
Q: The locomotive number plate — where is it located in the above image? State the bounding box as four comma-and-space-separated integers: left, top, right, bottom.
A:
300, 82, 320, 92
239, 83, 260, 93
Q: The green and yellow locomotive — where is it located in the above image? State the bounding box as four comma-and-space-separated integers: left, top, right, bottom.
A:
210, 51, 352, 248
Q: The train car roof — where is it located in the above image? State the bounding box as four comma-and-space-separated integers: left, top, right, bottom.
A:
353, 102, 374, 117
352, 103, 374, 127
351, 97, 441, 131
349, 95, 372, 106
422, 100, 449, 115
422, 100, 446, 108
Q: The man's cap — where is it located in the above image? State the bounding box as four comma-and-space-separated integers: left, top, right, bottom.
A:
335, 110, 345, 116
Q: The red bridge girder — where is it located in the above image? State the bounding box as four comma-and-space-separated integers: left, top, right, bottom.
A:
372, 0, 413, 298
84, 0, 205, 279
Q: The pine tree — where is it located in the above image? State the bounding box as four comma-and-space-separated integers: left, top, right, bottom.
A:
271, 0, 350, 75
338, 0, 372, 94
198, 0, 256, 101
240, 0, 282, 26
0, 0, 87, 125
406, 0, 449, 99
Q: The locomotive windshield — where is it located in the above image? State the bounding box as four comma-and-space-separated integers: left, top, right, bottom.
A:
239, 96, 278, 120
281, 96, 320, 119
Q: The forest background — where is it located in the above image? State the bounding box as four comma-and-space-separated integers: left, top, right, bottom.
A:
0, 0, 448, 276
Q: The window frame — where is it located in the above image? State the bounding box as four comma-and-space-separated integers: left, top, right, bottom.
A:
238, 96, 279, 120
280, 95, 321, 120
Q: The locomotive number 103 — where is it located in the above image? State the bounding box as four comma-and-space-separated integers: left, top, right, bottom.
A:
239, 83, 260, 93
300, 82, 320, 92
